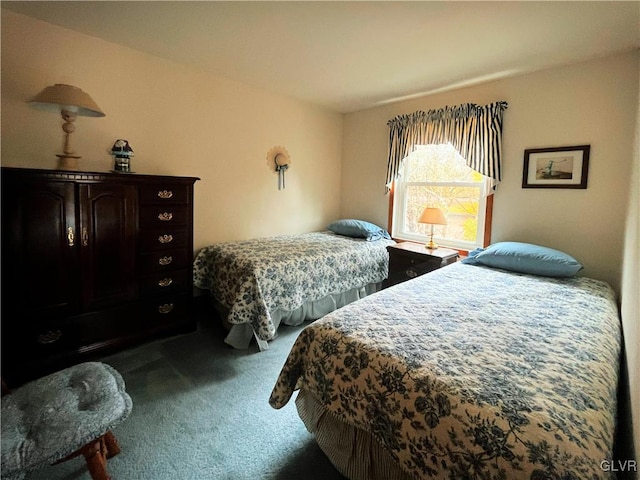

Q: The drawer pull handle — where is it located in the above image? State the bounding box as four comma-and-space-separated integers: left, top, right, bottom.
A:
158, 212, 173, 221
158, 234, 174, 244
158, 303, 174, 314
158, 190, 173, 199
158, 278, 173, 287
37, 330, 62, 344
67, 227, 75, 247
159, 256, 173, 266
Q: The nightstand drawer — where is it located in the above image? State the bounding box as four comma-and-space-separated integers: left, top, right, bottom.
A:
390, 254, 444, 272
383, 243, 458, 288
405, 262, 442, 278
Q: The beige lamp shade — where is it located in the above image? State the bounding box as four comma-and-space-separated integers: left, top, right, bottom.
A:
418, 207, 447, 249
29, 84, 105, 117
28, 84, 105, 171
418, 207, 447, 226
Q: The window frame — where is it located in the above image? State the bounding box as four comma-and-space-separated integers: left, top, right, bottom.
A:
387, 151, 494, 253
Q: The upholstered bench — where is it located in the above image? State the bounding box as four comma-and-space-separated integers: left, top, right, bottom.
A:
1, 362, 133, 480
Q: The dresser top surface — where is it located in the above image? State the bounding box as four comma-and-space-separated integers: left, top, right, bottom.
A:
1, 167, 199, 184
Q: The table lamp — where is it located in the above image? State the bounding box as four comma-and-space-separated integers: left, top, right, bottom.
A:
418, 207, 447, 249
29, 84, 105, 171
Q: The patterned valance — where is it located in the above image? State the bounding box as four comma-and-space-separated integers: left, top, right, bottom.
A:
386, 101, 508, 193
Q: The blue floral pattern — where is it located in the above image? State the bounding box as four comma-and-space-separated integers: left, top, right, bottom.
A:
193, 231, 395, 341
270, 263, 621, 479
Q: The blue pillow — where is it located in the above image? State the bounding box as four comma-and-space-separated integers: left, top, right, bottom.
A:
327, 219, 391, 242
461, 241, 583, 277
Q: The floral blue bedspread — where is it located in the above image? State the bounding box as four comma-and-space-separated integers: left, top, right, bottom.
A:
270, 262, 622, 479
193, 231, 395, 341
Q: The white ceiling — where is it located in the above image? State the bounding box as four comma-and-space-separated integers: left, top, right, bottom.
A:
3, 1, 639, 113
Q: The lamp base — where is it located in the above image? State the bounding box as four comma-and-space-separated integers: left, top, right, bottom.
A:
56, 154, 81, 171
425, 231, 438, 250
425, 240, 438, 250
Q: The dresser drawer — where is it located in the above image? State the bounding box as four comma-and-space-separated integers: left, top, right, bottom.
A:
23, 304, 143, 356
140, 269, 189, 296
139, 229, 189, 251
139, 249, 190, 272
18, 318, 81, 357
141, 294, 191, 327
140, 205, 190, 227
139, 184, 191, 205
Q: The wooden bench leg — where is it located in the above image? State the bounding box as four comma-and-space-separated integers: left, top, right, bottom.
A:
103, 430, 121, 459
81, 436, 110, 480
57, 431, 121, 480
53, 431, 122, 480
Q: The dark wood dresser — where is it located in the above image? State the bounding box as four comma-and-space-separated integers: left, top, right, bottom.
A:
1, 167, 199, 384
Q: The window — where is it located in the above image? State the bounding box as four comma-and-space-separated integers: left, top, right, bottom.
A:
391, 144, 490, 251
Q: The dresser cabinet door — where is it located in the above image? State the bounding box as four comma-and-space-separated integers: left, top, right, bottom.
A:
1, 178, 80, 318
79, 183, 137, 309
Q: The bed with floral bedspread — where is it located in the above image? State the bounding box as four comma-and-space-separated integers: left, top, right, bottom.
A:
193, 231, 395, 349
270, 262, 622, 480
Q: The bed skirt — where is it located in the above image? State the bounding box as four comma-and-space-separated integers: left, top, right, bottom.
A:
212, 283, 380, 350
295, 389, 411, 480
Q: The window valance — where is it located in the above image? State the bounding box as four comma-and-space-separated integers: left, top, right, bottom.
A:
386, 101, 508, 193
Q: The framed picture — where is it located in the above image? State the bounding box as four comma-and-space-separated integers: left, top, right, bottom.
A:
522, 145, 590, 189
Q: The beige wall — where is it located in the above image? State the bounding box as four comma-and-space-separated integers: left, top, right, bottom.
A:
342, 49, 640, 467
619, 53, 640, 470
342, 50, 639, 294
1, 10, 344, 251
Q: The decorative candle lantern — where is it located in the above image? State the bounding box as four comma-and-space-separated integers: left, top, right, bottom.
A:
110, 139, 134, 172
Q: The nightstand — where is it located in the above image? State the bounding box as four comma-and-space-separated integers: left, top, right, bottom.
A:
383, 242, 459, 288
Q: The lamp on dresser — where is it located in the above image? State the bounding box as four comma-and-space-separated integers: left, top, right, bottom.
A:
418, 207, 447, 250
29, 83, 105, 171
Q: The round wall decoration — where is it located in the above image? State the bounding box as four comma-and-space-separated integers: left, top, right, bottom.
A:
267, 145, 291, 190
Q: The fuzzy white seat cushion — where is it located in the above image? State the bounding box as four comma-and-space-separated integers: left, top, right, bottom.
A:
1, 362, 132, 480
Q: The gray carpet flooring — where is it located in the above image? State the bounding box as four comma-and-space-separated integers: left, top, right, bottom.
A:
24, 314, 346, 480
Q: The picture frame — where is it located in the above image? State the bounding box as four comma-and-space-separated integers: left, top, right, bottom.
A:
522, 145, 590, 189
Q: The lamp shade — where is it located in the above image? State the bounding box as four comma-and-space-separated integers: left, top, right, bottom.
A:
418, 207, 447, 225
29, 84, 105, 117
